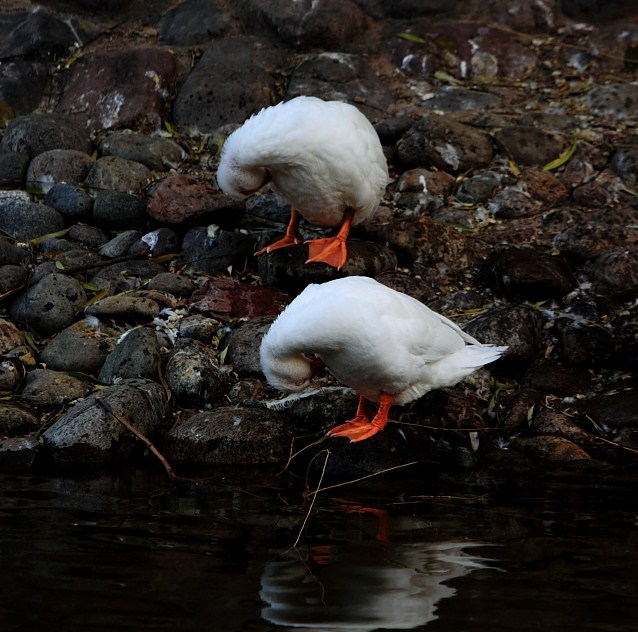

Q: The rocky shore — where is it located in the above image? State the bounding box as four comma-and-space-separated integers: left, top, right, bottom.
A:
0, 0, 637, 481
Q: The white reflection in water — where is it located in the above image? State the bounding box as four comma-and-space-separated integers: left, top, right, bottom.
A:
261, 540, 493, 631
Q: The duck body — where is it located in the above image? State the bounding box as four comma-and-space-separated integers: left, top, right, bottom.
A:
216, 96, 389, 268
260, 276, 508, 442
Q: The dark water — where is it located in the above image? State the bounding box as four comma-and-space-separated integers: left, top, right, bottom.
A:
0, 466, 636, 631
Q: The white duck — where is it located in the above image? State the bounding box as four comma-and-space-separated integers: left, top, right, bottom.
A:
260, 276, 508, 442
216, 96, 389, 270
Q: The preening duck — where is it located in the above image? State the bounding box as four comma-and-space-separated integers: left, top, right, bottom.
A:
259, 276, 508, 442
216, 96, 389, 270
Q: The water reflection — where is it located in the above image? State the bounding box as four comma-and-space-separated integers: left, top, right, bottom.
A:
261, 540, 493, 631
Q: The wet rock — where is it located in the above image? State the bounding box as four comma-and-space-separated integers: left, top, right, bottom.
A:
9, 273, 87, 336
0, 435, 41, 472
256, 240, 398, 294
0, 60, 49, 117
0, 402, 39, 436
581, 83, 638, 120
482, 248, 577, 301
0, 192, 64, 241
190, 278, 291, 320
56, 47, 178, 132
285, 53, 394, 117
0, 152, 29, 187
85, 295, 161, 323
44, 183, 94, 220
42, 379, 170, 465
92, 190, 148, 230
396, 115, 494, 174
493, 126, 565, 167
147, 172, 244, 227
238, 0, 371, 51
166, 405, 291, 465
178, 227, 255, 274
531, 407, 598, 450
99, 131, 186, 171
0, 319, 24, 354
172, 35, 284, 132
0, 113, 91, 159
489, 188, 543, 219
26, 149, 94, 194
86, 157, 152, 196
554, 223, 638, 260
158, 0, 230, 45
373, 217, 484, 270
224, 317, 273, 375
591, 247, 638, 299
585, 391, 638, 430
523, 364, 591, 397
148, 272, 195, 297
38, 319, 117, 374
164, 341, 227, 408
20, 369, 94, 409
98, 326, 160, 385
509, 435, 591, 462
465, 304, 544, 367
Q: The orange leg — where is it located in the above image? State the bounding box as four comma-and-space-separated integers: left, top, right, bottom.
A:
254, 208, 303, 256
305, 208, 355, 270
327, 393, 393, 443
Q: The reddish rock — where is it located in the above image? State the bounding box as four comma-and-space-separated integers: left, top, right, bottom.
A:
190, 278, 291, 320
56, 47, 177, 132
147, 172, 244, 227
509, 435, 591, 462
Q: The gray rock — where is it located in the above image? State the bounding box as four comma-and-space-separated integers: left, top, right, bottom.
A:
44, 183, 94, 220
224, 316, 273, 375
555, 319, 614, 368
89, 260, 166, 293
172, 35, 285, 132
56, 47, 178, 132
92, 190, 148, 230
422, 86, 501, 112
555, 223, 638, 260
0, 265, 28, 295
0, 356, 26, 391
610, 146, 638, 183
9, 273, 87, 336
489, 187, 542, 219
286, 52, 394, 117
176, 314, 219, 343
66, 224, 109, 250
581, 83, 638, 120
0, 113, 91, 159
98, 326, 160, 384
128, 228, 180, 258
21, 368, 94, 408
164, 341, 227, 408
158, 0, 230, 45
0, 236, 25, 265
0, 192, 64, 241
26, 149, 94, 193
85, 295, 161, 323
99, 230, 144, 258
86, 157, 152, 195
99, 131, 186, 171
454, 171, 501, 204
42, 379, 170, 465
0, 435, 41, 472
38, 319, 118, 374
0, 152, 29, 187
165, 406, 291, 465
148, 272, 196, 297
179, 227, 255, 273
396, 114, 494, 174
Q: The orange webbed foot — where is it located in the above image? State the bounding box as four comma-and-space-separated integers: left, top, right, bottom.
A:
254, 234, 302, 256
327, 393, 393, 443
305, 236, 348, 269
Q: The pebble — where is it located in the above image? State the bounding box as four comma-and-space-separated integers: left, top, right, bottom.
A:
26, 149, 93, 193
